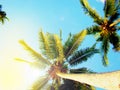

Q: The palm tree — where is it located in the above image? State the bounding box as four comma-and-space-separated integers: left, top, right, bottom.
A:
80, 0, 120, 66
57, 70, 120, 90
0, 5, 8, 24
16, 30, 99, 90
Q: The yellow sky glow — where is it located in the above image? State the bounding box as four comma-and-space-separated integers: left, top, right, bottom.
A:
0, 21, 42, 90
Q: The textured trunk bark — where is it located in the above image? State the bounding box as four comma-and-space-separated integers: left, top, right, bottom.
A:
57, 70, 120, 90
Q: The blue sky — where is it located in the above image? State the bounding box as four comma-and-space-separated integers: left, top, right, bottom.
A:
0, 0, 120, 90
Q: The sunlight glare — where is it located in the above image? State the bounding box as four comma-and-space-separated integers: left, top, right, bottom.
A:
0, 20, 44, 90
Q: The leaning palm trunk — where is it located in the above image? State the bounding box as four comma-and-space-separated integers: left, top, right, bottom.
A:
57, 70, 120, 90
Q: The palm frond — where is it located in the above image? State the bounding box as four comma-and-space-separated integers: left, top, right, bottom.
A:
109, 0, 120, 23
15, 58, 32, 64
68, 44, 99, 66
39, 30, 52, 59
53, 34, 64, 62
47, 32, 65, 62
46, 33, 59, 59
96, 36, 103, 41
59, 29, 62, 41
63, 33, 72, 57
109, 33, 120, 51
39, 31, 64, 61
78, 83, 96, 90
86, 25, 101, 35
0, 18, 4, 24
102, 53, 109, 66
65, 30, 87, 58
90, 86, 96, 90
70, 67, 95, 74
109, 13, 120, 24
110, 18, 120, 27
0, 11, 7, 24
19, 40, 51, 65
104, 0, 116, 17
80, 0, 103, 25
15, 58, 48, 69
30, 75, 50, 90
101, 36, 109, 66
52, 79, 61, 90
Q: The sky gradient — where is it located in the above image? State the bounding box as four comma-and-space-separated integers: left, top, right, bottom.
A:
0, 0, 120, 90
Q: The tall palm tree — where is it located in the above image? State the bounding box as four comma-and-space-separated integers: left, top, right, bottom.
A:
0, 5, 8, 24
16, 30, 99, 90
57, 70, 120, 90
80, 0, 120, 66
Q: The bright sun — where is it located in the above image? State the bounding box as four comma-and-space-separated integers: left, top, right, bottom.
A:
0, 21, 43, 90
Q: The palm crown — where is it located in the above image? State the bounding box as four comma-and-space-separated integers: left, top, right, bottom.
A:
16, 30, 99, 90
80, 0, 120, 66
0, 5, 8, 24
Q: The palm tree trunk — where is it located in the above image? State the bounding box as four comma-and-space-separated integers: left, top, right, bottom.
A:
57, 70, 120, 90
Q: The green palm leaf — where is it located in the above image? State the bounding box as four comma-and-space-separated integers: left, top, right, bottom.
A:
110, 18, 120, 27
46, 33, 58, 59
19, 40, 51, 65
30, 75, 50, 90
0, 8, 8, 24
15, 58, 48, 69
39, 31, 64, 61
39, 30, 52, 59
104, 0, 116, 17
70, 67, 95, 74
53, 34, 64, 62
46, 33, 59, 59
80, 0, 103, 25
109, 13, 120, 24
103, 53, 109, 66
101, 36, 109, 66
59, 29, 62, 41
63, 33, 72, 57
47, 33, 64, 61
68, 44, 99, 66
80, 0, 120, 66
65, 30, 87, 58
109, 0, 120, 23
86, 25, 101, 35
109, 33, 120, 51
